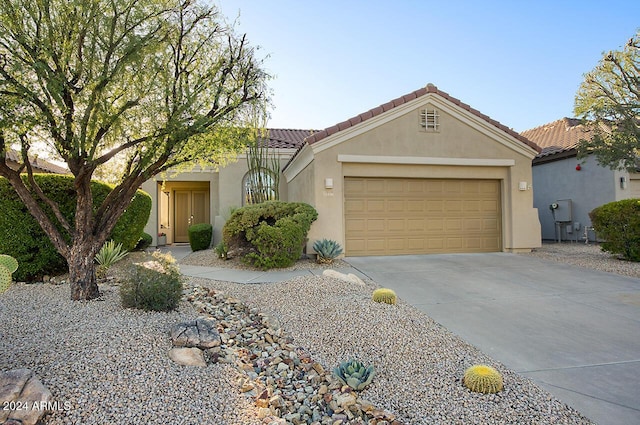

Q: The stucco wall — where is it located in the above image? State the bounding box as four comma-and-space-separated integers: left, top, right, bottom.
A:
532, 155, 617, 241
291, 102, 541, 254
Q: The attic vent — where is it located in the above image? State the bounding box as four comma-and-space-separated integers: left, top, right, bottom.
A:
420, 109, 439, 131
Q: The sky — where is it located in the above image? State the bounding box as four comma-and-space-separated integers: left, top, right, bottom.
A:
215, 0, 640, 133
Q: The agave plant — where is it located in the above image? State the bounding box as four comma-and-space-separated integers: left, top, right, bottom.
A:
313, 239, 343, 264
95, 240, 129, 276
333, 358, 375, 391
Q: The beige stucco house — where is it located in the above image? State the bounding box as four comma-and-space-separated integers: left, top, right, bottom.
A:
143, 84, 542, 255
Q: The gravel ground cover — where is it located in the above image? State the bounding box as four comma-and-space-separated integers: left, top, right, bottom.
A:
3, 242, 630, 424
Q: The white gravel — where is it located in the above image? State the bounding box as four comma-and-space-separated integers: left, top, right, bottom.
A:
2, 242, 626, 424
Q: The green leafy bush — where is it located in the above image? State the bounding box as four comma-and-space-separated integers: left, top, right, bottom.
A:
590, 199, 640, 261
214, 241, 228, 259
135, 232, 153, 251
120, 251, 183, 311
223, 201, 318, 269
188, 223, 213, 251
0, 175, 151, 281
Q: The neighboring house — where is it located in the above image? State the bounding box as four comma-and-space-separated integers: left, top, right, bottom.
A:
143, 83, 543, 255
5, 148, 69, 174
523, 118, 640, 242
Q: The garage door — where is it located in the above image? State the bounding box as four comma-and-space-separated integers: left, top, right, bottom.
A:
344, 177, 501, 256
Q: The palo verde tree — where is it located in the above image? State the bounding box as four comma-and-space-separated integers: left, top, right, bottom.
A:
0, 0, 269, 300
574, 31, 640, 170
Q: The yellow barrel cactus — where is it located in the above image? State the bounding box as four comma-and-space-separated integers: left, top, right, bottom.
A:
463, 364, 504, 394
372, 288, 397, 305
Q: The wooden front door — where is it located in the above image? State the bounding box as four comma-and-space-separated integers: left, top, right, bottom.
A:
174, 190, 208, 243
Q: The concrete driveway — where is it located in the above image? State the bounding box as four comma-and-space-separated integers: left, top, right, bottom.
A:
346, 253, 640, 425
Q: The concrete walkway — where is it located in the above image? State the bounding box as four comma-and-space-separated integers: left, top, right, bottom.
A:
347, 253, 640, 425
163, 244, 640, 424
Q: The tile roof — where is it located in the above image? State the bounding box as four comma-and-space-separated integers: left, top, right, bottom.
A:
303, 83, 541, 153
259, 129, 318, 149
521, 118, 597, 159
5, 149, 69, 174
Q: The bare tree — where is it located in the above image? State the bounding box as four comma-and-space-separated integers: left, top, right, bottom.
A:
0, 0, 269, 300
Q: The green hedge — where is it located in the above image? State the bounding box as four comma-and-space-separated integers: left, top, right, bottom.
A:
188, 223, 213, 251
223, 201, 317, 269
590, 199, 640, 261
0, 174, 151, 281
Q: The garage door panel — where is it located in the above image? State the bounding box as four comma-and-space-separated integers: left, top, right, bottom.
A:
344, 177, 502, 256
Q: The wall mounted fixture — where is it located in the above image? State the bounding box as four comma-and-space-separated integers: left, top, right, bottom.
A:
620, 176, 628, 189
325, 178, 334, 189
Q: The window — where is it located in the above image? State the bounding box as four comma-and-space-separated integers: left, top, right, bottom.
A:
420, 108, 439, 131
243, 168, 277, 205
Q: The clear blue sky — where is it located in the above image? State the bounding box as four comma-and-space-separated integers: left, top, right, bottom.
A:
216, 1, 639, 133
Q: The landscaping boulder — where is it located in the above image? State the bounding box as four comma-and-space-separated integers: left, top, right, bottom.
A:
0, 368, 52, 425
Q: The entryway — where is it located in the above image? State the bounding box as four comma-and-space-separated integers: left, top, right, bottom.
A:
158, 181, 210, 244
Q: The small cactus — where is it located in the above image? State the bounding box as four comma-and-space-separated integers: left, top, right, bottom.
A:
372, 288, 397, 305
333, 359, 375, 391
0, 254, 18, 294
463, 365, 504, 394
0, 254, 18, 274
313, 239, 343, 264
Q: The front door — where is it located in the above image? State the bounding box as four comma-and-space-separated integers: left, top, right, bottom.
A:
174, 190, 208, 243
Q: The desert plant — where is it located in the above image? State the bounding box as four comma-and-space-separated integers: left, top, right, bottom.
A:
313, 239, 343, 264
95, 240, 129, 268
590, 199, 640, 261
0, 175, 150, 281
119, 251, 183, 312
223, 201, 318, 269
463, 365, 504, 394
372, 288, 397, 305
333, 359, 375, 391
188, 223, 213, 251
0, 254, 18, 293
135, 233, 153, 251
214, 241, 228, 259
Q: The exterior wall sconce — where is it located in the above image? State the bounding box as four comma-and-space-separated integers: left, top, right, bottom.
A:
325, 178, 334, 189
518, 181, 528, 191
620, 176, 628, 189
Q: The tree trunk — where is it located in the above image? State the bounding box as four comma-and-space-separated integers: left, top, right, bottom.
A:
68, 243, 100, 301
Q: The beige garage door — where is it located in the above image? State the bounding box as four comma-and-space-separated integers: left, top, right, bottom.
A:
344, 177, 502, 256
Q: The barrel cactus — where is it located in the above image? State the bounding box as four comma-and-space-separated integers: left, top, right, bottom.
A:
0, 254, 18, 294
333, 358, 375, 391
372, 288, 397, 305
313, 239, 343, 264
463, 364, 503, 394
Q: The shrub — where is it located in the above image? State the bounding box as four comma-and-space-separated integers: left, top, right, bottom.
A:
223, 201, 318, 269
214, 241, 228, 259
463, 365, 503, 394
0, 175, 151, 281
313, 239, 343, 264
120, 251, 183, 312
135, 232, 153, 251
590, 199, 640, 261
188, 223, 213, 251
0, 254, 18, 294
372, 288, 397, 305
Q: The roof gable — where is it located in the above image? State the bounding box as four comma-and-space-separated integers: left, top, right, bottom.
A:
5, 149, 69, 174
304, 83, 540, 153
